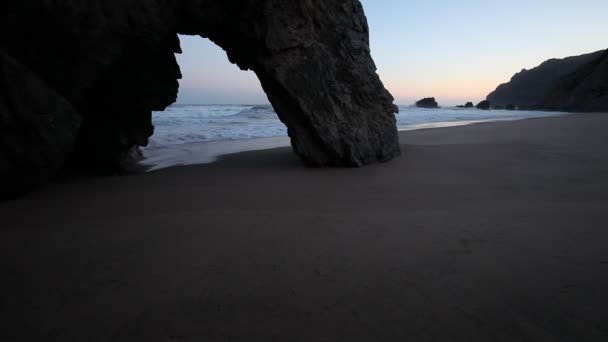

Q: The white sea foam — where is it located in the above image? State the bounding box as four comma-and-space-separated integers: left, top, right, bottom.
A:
143, 105, 564, 170
148, 105, 563, 148
394, 106, 563, 128
148, 105, 286, 148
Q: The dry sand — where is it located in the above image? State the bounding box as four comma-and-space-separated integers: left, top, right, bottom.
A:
1, 113, 608, 341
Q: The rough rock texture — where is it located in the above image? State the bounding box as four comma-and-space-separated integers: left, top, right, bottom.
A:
0, 52, 81, 199
487, 49, 606, 110
476, 100, 490, 110
0, 0, 399, 196
199, 1, 401, 166
415, 97, 439, 108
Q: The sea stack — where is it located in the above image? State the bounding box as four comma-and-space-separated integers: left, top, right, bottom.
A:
456, 102, 474, 108
476, 100, 491, 110
416, 97, 439, 108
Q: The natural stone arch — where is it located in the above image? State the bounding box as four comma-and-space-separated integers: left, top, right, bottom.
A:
175, 1, 400, 166
0, 0, 400, 197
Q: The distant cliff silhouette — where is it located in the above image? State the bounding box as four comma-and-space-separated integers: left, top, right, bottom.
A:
487, 49, 608, 111
543, 50, 608, 112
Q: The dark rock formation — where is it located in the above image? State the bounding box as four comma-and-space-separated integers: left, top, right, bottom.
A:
416, 97, 439, 108
493, 105, 505, 110
505, 104, 516, 111
0, 1, 399, 197
464, 102, 474, 108
0, 52, 81, 199
542, 50, 608, 112
487, 49, 607, 110
476, 100, 491, 110
456, 102, 474, 109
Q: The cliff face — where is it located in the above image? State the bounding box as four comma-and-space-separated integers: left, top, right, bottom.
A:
487, 49, 606, 110
0, 1, 399, 198
543, 50, 608, 112
0, 52, 81, 198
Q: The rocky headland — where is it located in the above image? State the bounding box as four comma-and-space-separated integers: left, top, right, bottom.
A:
487, 49, 608, 111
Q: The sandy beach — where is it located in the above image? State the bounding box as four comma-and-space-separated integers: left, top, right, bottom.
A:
1, 113, 608, 341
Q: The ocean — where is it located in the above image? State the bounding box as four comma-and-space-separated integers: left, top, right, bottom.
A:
143, 105, 563, 169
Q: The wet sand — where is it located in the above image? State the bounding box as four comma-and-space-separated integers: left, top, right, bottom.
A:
1, 113, 608, 341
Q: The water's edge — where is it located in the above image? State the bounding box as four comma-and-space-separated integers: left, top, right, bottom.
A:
140, 113, 566, 171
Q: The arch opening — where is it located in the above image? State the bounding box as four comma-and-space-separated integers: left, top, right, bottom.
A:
147, 35, 288, 150
65, 1, 401, 172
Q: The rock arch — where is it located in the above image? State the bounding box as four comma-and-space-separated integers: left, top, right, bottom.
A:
0, 0, 399, 197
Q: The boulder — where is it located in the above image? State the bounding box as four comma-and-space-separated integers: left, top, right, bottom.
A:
476, 100, 491, 110
505, 104, 516, 111
416, 98, 439, 108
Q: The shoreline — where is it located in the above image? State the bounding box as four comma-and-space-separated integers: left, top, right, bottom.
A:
2, 112, 608, 341
141, 112, 568, 171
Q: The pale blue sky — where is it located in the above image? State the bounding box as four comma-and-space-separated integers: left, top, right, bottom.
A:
176, 0, 608, 106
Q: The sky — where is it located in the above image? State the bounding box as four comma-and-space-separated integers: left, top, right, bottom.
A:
175, 0, 608, 106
